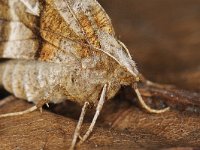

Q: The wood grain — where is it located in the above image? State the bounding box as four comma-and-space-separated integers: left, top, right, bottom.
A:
0, 81, 200, 149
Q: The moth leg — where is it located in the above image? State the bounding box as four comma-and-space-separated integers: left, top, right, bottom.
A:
46, 103, 50, 107
39, 107, 43, 113
0, 105, 37, 118
39, 103, 50, 113
133, 83, 170, 113
0, 99, 48, 118
78, 84, 108, 145
70, 102, 89, 150
0, 96, 15, 108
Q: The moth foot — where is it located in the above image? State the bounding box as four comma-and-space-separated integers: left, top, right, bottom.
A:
78, 135, 83, 141
39, 107, 43, 113
46, 103, 50, 107
143, 105, 170, 114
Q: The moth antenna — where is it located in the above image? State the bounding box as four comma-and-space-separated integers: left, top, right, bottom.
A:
133, 82, 170, 114
118, 40, 132, 59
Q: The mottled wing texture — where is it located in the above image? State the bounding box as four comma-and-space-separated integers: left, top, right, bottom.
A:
0, 0, 138, 76
0, 0, 40, 59
0, 0, 139, 104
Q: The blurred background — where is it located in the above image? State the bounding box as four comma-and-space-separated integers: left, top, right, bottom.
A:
99, 0, 200, 91
0, 2, 200, 149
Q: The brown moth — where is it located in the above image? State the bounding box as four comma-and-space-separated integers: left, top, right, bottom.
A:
0, 0, 169, 149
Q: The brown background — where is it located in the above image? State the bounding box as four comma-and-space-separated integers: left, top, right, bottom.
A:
0, 0, 200, 150
100, 0, 200, 91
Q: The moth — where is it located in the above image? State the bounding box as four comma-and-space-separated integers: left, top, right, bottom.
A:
0, 0, 169, 149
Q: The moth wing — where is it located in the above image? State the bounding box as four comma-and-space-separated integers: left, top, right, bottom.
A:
0, 0, 82, 61
48, 0, 137, 75
0, 0, 40, 59
0, 0, 115, 61
0, 0, 138, 76
20, 0, 40, 16
63, 0, 138, 76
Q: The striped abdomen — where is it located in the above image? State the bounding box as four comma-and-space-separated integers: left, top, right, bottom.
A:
0, 60, 68, 104
0, 60, 122, 105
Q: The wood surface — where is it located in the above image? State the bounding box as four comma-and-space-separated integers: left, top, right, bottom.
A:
0, 0, 200, 149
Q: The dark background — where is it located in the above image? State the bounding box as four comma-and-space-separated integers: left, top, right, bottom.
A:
100, 0, 200, 91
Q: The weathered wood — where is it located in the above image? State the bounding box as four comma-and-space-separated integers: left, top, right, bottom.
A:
0, 81, 200, 149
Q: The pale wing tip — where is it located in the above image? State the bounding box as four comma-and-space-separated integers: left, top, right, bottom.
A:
20, 0, 40, 16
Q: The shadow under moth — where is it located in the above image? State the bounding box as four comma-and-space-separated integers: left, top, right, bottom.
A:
0, 0, 169, 149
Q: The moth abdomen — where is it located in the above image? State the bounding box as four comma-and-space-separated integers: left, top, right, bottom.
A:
0, 59, 120, 105
12, 61, 28, 99
2, 61, 15, 93
0, 60, 64, 104
0, 60, 26, 100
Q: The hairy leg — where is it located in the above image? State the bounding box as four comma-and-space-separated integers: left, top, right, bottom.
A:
70, 84, 107, 149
